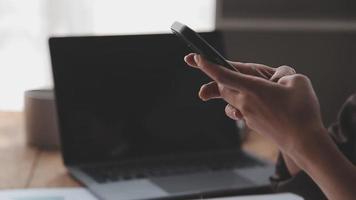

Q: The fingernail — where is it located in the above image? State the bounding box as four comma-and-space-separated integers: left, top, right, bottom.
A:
198, 93, 207, 101
232, 109, 237, 116
184, 55, 190, 62
198, 87, 208, 101
194, 54, 200, 67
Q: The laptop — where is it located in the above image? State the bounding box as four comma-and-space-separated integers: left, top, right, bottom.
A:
49, 32, 274, 200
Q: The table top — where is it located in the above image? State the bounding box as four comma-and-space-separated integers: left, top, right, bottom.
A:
0, 112, 278, 189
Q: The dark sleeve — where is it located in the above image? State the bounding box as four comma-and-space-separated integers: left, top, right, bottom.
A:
270, 94, 356, 200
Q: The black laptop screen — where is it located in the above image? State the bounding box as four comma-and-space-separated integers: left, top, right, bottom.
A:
50, 33, 240, 165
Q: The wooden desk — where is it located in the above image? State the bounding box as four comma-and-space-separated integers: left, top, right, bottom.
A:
0, 112, 278, 189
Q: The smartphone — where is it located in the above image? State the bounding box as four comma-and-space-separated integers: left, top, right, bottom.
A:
171, 21, 236, 71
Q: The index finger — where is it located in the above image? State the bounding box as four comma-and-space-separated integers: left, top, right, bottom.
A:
193, 54, 273, 92
229, 61, 275, 79
185, 53, 275, 80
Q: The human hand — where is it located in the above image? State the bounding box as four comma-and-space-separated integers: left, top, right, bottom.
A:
185, 53, 296, 121
185, 53, 301, 174
184, 53, 356, 200
184, 53, 326, 154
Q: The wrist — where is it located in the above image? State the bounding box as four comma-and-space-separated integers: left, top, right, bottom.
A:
284, 127, 330, 171
285, 127, 356, 200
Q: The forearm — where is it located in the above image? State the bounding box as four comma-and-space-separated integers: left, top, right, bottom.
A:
290, 128, 356, 200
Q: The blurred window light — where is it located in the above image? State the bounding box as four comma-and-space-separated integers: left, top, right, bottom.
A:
91, 0, 215, 34
0, 0, 215, 111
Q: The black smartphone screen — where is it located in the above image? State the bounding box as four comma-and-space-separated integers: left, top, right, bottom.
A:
171, 21, 236, 71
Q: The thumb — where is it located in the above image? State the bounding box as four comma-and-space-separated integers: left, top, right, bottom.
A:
270, 65, 296, 82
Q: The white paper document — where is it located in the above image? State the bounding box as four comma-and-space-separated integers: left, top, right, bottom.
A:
0, 188, 302, 200
206, 193, 303, 200
0, 188, 97, 200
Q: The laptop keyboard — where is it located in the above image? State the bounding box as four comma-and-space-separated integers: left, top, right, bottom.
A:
80, 151, 264, 183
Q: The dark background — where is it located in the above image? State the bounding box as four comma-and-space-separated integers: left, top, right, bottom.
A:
216, 0, 356, 125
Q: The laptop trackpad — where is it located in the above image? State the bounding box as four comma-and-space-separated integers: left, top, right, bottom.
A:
150, 171, 255, 194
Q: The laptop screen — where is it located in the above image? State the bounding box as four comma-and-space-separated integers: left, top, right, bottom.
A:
50, 32, 240, 165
